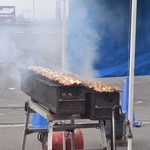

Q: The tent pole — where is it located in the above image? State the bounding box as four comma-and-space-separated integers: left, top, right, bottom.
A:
128, 0, 137, 150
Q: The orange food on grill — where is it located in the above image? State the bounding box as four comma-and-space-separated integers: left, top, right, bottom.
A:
29, 66, 82, 86
29, 66, 120, 92
83, 80, 119, 92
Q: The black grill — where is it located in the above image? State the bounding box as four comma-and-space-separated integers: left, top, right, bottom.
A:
21, 71, 85, 115
82, 90, 120, 120
21, 70, 120, 119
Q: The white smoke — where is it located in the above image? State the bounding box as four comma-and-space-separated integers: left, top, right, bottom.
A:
0, 1, 62, 87
67, 0, 128, 78
66, 0, 101, 78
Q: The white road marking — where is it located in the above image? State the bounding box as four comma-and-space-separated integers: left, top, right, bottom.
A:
0, 124, 24, 128
0, 31, 57, 34
0, 31, 8, 34
141, 121, 150, 124
32, 32, 41, 34
15, 31, 25, 34
8, 88, 16, 90
48, 32, 57, 34
135, 100, 144, 104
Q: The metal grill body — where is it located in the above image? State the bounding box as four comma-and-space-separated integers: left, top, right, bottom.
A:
21, 70, 120, 119
82, 90, 120, 120
21, 71, 85, 115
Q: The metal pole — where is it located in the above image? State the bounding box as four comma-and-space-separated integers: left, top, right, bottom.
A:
33, 0, 35, 20
71, 119, 75, 150
62, 121, 66, 150
22, 112, 30, 150
62, 131, 66, 150
62, 0, 66, 71
128, 0, 137, 150
99, 121, 108, 150
111, 109, 116, 150
62, 0, 69, 71
48, 122, 53, 150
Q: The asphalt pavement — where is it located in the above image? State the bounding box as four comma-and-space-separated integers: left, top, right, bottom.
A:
0, 68, 150, 150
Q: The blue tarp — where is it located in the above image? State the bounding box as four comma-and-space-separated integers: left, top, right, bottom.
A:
68, 0, 150, 77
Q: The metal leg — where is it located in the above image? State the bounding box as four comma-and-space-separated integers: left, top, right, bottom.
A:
62, 120, 66, 150
99, 121, 108, 150
48, 121, 53, 150
111, 108, 116, 150
71, 130, 75, 150
22, 112, 30, 150
62, 131, 66, 150
71, 120, 75, 150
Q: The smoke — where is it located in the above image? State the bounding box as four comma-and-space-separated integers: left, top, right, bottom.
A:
0, 23, 62, 88
67, 26, 100, 77
67, 0, 100, 78
67, 0, 129, 78
0, 0, 129, 87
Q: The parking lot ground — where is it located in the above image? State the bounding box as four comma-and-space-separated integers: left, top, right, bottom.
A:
0, 69, 150, 150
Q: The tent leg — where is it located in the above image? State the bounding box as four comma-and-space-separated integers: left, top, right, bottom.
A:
128, 0, 138, 149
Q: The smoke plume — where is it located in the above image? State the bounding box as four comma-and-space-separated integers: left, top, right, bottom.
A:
67, 0, 129, 78
0, 23, 62, 87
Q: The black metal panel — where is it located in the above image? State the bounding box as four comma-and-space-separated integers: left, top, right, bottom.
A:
82, 91, 120, 120
21, 71, 85, 115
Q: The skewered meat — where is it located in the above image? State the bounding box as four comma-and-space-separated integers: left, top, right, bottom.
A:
29, 66, 120, 92
29, 66, 82, 86
83, 80, 120, 92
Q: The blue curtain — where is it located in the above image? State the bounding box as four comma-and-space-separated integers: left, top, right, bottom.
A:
68, 0, 150, 77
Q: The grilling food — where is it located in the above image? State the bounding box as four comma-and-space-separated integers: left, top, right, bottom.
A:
29, 66, 120, 92
29, 66, 82, 85
84, 80, 120, 92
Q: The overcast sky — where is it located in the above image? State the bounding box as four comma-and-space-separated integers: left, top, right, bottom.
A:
0, 0, 56, 19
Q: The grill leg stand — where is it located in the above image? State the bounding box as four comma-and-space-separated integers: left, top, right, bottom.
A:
48, 121, 53, 150
71, 120, 75, 150
22, 112, 30, 150
62, 120, 66, 150
62, 131, 66, 150
99, 121, 108, 150
111, 108, 116, 150
71, 130, 75, 150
